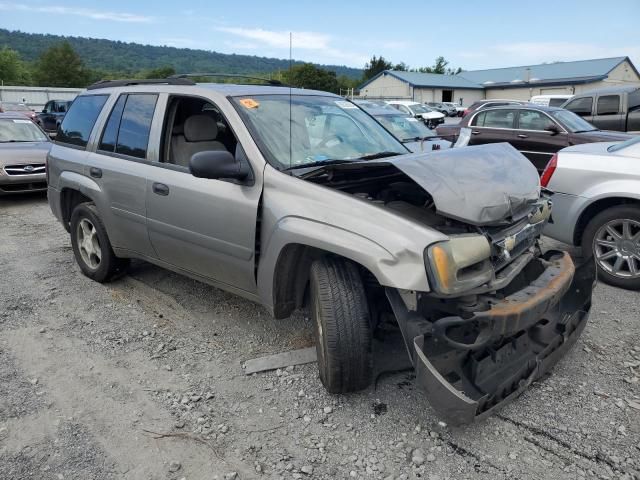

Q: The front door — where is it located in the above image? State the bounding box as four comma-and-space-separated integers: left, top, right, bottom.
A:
512, 109, 569, 171
40, 101, 57, 131
145, 95, 261, 294
593, 94, 625, 131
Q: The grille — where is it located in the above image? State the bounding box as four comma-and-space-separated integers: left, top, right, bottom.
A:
4, 164, 46, 176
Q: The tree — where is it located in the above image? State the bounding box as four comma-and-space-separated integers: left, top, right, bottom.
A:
33, 41, 90, 87
363, 55, 393, 81
0, 47, 29, 85
413, 57, 462, 75
140, 66, 176, 79
282, 63, 339, 93
394, 62, 409, 71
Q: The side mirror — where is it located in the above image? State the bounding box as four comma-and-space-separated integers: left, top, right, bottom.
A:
545, 124, 560, 135
189, 150, 249, 181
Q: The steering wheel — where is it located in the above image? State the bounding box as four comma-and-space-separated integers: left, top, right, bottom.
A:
317, 134, 344, 149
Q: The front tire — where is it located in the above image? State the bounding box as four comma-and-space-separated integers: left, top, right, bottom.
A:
581, 205, 640, 290
310, 257, 373, 393
70, 203, 128, 282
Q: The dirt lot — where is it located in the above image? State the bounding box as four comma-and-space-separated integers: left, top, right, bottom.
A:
1, 194, 639, 480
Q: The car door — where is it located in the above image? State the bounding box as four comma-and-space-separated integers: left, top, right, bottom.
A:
467, 109, 516, 146
145, 96, 261, 294
593, 94, 625, 131
40, 101, 56, 131
512, 109, 569, 171
83, 92, 159, 258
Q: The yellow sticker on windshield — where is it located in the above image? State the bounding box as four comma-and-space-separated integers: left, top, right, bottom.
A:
240, 98, 260, 109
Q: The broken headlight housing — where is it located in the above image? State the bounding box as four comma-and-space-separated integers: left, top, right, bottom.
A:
425, 234, 493, 296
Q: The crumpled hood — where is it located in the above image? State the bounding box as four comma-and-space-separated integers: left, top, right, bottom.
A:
0, 142, 51, 167
380, 143, 541, 225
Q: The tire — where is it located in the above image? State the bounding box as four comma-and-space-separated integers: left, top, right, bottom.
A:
581, 205, 640, 290
70, 202, 128, 282
310, 257, 373, 394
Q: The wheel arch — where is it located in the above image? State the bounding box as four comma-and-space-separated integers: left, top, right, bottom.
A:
574, 196, 640, 246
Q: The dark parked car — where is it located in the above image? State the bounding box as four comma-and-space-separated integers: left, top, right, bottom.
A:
561, 86, 640, 133
36, 99, 72, 133
461, 99, 528, 118
436, 104, 632, 171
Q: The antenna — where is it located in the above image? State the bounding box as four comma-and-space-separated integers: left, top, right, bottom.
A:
289, 32, 293, 169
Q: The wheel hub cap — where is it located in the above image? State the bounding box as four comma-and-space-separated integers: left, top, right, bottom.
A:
77, 218, 102, 270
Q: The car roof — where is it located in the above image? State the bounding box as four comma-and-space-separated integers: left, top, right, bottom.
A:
476, 104, 562, 113
0, 112, 30, 119
82, 82, 340, 98
366, 108, 407, 116
574, 85, 640, 96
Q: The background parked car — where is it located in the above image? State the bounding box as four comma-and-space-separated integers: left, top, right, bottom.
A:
358, 105, 451, 151
36, 99, 72, 134
0, 113, 50, 195
426, 102, 457, 117
385, 100, 445, 128
530, 94, 573, 107
542, 136, 640, 290
461, 99, 528, 118
561, 86, 640, 133
443, 101, 465, 117
436, 105, 631, 171
0, 102, 37, 121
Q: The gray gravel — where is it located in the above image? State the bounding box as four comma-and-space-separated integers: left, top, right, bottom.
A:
0, 193, 639, 479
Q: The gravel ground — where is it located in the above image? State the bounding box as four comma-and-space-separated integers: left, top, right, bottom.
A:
1, 193, 639, 480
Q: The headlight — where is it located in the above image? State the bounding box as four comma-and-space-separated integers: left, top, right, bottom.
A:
426, 235, 493, 295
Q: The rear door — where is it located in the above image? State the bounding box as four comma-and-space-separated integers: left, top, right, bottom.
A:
512, 109, 568, 171
468, 109, 516, 146
593, 94, 625, 131
83, 92, 159, 257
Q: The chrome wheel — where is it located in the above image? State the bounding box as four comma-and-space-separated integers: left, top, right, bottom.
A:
77, 218, 102, 270
593, 219, 640, 279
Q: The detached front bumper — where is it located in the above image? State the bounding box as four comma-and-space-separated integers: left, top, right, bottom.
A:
387, 251, 595, 425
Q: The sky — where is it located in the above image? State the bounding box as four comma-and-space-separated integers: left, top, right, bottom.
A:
0, 0, 639, 71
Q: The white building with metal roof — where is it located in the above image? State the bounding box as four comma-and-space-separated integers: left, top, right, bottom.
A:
358, 57, 640, 107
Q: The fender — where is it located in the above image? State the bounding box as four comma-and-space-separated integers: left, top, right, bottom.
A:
58, 170, 102, 200
257, 215, 431, 310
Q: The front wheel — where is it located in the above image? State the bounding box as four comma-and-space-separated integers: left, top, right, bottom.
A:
310, 257, 373, 393
70, 203, 128, 282
581, 205, 640, 290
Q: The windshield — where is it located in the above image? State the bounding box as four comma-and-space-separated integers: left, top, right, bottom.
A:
607, 136, 640, 153
0, 118, 48, 142
375, 114, 436, 141
232, 95, 407, 170
408, 104, 431, 114
550, 110, 596, 132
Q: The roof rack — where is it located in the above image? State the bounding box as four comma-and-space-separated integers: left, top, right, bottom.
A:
168, 73, 284, 86
86, 78, 196, 90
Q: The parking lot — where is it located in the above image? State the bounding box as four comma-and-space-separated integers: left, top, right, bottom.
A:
0, 193, 638, 479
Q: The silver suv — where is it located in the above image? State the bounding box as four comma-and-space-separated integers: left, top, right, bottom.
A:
47, 77, 594, 424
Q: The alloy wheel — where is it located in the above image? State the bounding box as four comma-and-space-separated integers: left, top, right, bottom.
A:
77, 218, 102, 270
593, 219, 640, 279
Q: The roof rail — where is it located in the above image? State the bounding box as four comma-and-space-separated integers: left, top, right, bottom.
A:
86, 78, 196, 90
168, 73, 284, 86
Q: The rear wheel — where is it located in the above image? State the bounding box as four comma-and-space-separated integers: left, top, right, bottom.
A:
70, 203, 128, 282
310, 257, 373, 393
581, 205, 640, 290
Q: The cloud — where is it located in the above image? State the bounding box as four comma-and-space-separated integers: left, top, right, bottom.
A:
216, 26, 367, 66
0, 2, 154, 23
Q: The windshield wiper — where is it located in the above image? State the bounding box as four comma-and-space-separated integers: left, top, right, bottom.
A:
282, 159, 355, 172
402, 136, 439, 143
357, 151, 401, 160
573, 129, 597, 133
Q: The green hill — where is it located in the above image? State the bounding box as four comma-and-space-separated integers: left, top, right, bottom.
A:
0, 28, 363, 79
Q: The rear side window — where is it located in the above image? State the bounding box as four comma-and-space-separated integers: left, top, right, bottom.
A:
57, 95, 108, 148
564, 96, 593, 116
549, 98, 567, 107
596, 95, 620, 115
98, 94, 157, 159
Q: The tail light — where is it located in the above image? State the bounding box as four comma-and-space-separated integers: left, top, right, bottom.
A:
462, 108, 470, 117
540, 153, 558, 188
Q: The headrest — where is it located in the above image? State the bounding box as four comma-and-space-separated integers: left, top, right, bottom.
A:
184, 115, 218, 142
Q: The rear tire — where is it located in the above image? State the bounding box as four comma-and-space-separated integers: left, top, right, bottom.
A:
581, 205, 640, 290
70, 203, 128, 283
310, 257, 373, 394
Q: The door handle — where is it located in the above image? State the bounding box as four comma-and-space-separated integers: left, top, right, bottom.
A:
89, 167, 102, 178
471, 130, 480, 135
517, 134, 528, 138
152, 182, 170, 196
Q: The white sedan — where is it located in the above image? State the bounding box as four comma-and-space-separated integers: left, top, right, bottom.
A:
542, 136, 640, 290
